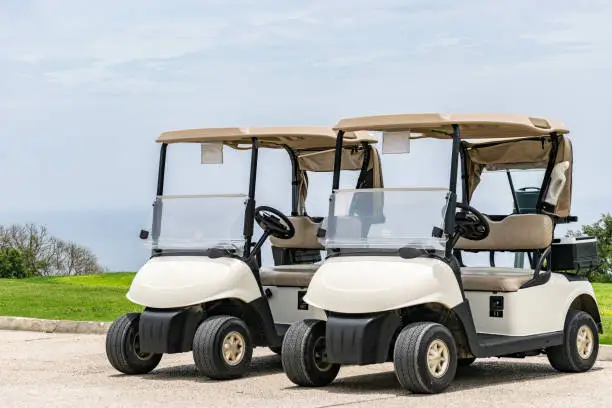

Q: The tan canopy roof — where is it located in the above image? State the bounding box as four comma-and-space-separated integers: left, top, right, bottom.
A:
334, 113, 569, 139
463, 135, 573, 217
157, 126, 376, 150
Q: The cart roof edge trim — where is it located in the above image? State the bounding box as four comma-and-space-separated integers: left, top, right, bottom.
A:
333, 113, 569, 139
156, 126, 377, 149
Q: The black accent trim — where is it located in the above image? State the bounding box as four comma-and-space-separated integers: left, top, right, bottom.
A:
445, 125, 460, 258
150, 145, 167, 257
247, 231, 271, 265
272, 246, 322, 266
247, 296, 283, 348
356, 142, 371, 188
327, 248, 404, 258
138, 307, 204, 354
243, 137, 259, 258
432, 227, 444, 238
398, 247, 427, 259
475, 332, 563, 357
150, 248, 239, 259
520, 246, 552, 289
550, 237, 600, 272
557, 215, 578, 224
156, 143, 168, 196
454, 249, 465, 267
326, 130, 345, 241
274, 323, 290, 337
483, 214, 512, 221
451, 300, 563, 357
325, 312, 401, 365
459, 141, 470, 206
297, 290, 308, 310
331, 130, 345, 191
283, 145, 301, 216
506, 170, 521, 213
137, 296, 285, 353
558, 272, 589, 282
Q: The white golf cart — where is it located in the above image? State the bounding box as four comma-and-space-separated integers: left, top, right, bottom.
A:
105, 126, 383, 380
281, 114, 603, 394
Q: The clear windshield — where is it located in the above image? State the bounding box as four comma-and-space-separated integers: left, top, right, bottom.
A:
323, 188, 450, 250
150, 194, 247, 251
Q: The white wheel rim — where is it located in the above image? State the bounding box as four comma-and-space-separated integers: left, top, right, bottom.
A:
427, 339, 450, 378
222, 331, 246, 366
576, 325, 594, 359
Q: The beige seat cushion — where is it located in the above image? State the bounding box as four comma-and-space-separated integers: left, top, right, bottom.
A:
260, 264, 320, 287
456, 214, 553, 251
461, 267, 534, 292
270, 216, 323, 249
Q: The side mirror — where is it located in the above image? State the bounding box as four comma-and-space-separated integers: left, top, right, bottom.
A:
139, 230, 150, 240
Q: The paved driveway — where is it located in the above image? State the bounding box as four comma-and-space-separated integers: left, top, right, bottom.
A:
0, 330, 608, 408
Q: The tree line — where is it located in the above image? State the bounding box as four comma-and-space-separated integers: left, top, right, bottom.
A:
0, 223, 104, 278
568, 213, 612, 283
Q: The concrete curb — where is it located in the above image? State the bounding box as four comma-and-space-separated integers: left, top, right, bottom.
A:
0, 316, 111, 335
1, 316, 611, 361
600, 344, 612, 361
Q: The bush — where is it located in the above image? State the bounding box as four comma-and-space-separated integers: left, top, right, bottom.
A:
568, 213, 612, 283
0, 246, 28, 278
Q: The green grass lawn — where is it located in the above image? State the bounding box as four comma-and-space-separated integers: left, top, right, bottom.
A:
593, 283, 612, 345
1, 273, 611, 344
0, 273, 142, 322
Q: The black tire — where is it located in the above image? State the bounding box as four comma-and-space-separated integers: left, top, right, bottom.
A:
192, 315, 253, 380
546, 309, 599, 373
458, 357, 476, 367
281, 320, 340, 387
105, 313, 162, 375
269, 346, 282, 355
393, 322, 458, 394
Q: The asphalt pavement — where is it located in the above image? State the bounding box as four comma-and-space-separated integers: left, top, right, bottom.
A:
0, 330, 608, 408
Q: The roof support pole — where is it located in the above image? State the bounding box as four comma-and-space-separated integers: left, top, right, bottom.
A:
156, 143, 168, 196
283, 145, 301, 216
332, 130, 345, 191
326, 130, 345, 240
243, 137, 259, 258
445, 125, 461, 258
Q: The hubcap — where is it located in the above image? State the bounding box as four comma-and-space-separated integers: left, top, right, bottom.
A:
427, 339, 450, 378
576, 325, 594, 359
313, 336, 332, 372
222, 331, 246, 366
131, 332, 153, 361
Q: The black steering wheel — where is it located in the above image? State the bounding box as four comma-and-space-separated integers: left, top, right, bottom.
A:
254, 206, 295, 240
454, 203, 490, 241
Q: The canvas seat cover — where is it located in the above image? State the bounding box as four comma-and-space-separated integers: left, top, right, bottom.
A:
460, 267, 534, 292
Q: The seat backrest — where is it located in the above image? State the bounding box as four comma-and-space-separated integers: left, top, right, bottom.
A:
270, 216, 323, 249
456, 214, 553, 251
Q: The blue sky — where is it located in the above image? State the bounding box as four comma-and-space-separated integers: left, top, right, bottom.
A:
1, 0, 611, 270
